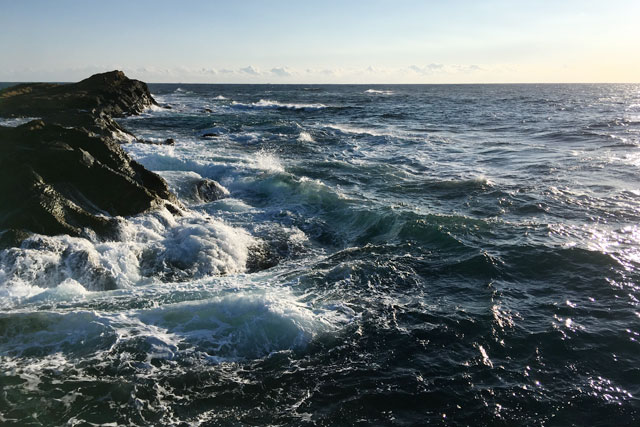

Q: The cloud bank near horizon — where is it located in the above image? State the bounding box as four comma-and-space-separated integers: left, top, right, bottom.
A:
0, 63, 500, 84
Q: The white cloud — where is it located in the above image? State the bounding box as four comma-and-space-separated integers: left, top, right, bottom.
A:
240, 65, 261, 75
270, 67, 292, 77
408, 63, 483, 75
408, 64, 445, 75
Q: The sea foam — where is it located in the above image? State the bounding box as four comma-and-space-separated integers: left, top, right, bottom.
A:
365, 89, 394, 95
232, 99, 327, 111
0, 207, 254, 299
298, 131, 314, 142
251, 149, 285, 173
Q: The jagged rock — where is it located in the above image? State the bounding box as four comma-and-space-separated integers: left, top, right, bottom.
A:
0, 70, 156, 141
0, 71, 181, 247
0, 121, 180, 245
196, 179, 230, 202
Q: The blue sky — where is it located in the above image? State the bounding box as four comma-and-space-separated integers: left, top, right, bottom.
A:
1, 0, 639, 83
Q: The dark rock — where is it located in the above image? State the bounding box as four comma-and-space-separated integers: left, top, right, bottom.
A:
203, 108, 213, 113
0, 121, 180, 244
201, 133, 219, 138
196, 179, 229, 202
164, 138, 175, 145
0, 70, 157, 141
0, 71, 182, 246
162, 104, 173, 109
246, 241, 280, 272
0, 70, 156, 118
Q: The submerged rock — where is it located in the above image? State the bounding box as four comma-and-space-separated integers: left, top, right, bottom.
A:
196, 179, 230, 202
0, 71, 181, 247
200, 132, 219, 138
246, 241, 280, 272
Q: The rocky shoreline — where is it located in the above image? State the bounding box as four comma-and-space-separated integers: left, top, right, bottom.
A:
0, 71, 181, 248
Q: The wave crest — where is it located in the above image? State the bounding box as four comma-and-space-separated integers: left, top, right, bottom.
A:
232, 99, 327, 111
365, 89, 394, 95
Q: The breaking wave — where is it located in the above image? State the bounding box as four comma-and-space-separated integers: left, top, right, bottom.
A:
231, 99, 327, 111
365, 89, 394, 95
0, 207, 254, 299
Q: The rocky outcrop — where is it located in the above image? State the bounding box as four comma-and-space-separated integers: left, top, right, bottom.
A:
0, 70, 157, 141
0, 71, 180, 247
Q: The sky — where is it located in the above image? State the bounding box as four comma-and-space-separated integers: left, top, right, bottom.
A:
1, 0, 639, 83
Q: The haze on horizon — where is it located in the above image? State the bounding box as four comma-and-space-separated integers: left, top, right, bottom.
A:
1, 0, 639, 84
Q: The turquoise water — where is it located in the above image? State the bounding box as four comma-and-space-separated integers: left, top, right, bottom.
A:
1, 84, 639, 425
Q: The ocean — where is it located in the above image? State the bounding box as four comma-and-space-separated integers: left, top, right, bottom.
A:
1, 83, 639, 425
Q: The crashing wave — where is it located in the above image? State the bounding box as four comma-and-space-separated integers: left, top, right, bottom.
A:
0, 207, 254, 294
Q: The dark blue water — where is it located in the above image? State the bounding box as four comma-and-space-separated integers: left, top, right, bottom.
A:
1, 84, 639, 425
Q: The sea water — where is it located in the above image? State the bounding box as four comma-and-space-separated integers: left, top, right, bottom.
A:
1, 84, 639, 425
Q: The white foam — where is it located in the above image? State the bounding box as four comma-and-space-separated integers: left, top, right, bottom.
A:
251, 149, 285, 173
132, 289, 341, 360
111, 129, 137, 143
325, 123, 391, 137
144, 103, 166, 112
0, 280, 46, 303
214, 95, 227, 100
0, 207, 255, 297
29, 278, 91, 303
208, 197, 255, 213
157, 170, 206, 201
123, 136, 177, 160
232, 99, 327, 111
0, 282, 355, 367
298, 131, 314, 142
365, 89, 394, 95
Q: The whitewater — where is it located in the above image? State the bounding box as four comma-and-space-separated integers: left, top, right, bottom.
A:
1, 83, 639, 425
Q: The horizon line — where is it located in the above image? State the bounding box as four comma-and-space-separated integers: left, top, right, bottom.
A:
1, 80, 639, 85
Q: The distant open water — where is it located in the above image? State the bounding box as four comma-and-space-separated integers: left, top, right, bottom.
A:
1, 84, 639, 425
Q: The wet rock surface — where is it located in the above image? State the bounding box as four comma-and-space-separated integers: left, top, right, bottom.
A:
196, 179, 230, 202
0, 71, 180, 247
